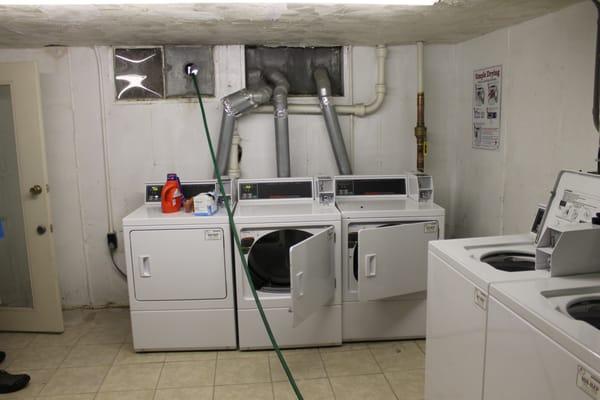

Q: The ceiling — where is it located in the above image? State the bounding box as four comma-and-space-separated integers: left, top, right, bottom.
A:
0, 0, 583, 48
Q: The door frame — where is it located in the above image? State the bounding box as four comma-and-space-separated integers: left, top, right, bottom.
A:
0, 61, 63, 332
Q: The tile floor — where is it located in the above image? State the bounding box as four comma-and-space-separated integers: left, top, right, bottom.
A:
0, 309, 426, 399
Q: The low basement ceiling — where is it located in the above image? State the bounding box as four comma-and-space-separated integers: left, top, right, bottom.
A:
0, 0, 583, 48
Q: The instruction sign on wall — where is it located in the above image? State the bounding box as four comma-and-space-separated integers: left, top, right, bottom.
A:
473, 65, 502, 150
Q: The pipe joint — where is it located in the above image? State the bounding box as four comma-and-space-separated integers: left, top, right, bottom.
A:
375, 84, 386, 94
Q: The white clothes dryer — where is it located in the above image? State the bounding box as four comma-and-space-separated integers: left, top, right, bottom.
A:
425, 170, 600, 400
484, 274, 600, 400
123, 179, 236, 351
233, 177, 342, 350
334, 175, 445, 341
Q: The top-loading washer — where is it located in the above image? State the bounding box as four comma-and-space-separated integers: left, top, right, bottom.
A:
233, 177, 342, 350
334, 175, 445, 341
123, 178, 237, 351
425, 170, 600, 400
484, 274, 600, 400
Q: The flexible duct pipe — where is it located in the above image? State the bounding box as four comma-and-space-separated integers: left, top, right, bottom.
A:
253, 45, 388, 117
314, 68, 353, 175
214, 83, 273, 177
415, 41, 427, 173
215, 110, 236, 177
265, 70, 291, 177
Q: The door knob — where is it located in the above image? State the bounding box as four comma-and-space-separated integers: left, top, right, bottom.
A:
29, 185, 43, 196
36, 225, 47, 235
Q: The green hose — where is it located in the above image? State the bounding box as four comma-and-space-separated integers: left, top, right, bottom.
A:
187, 71, 304, 400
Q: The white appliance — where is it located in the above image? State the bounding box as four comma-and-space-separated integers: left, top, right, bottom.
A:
484, 274, 600, 399
123, 179, 237, 351
334, 175, 445, 341
233, 177, 342, 350
425, 170, 600, 400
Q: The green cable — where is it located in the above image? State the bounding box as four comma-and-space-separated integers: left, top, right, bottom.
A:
188, 72, 304, 400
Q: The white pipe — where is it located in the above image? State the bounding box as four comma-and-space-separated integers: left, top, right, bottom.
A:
228, 134, 241, 179
417, 41, 424, 94
253, 45, 387, 117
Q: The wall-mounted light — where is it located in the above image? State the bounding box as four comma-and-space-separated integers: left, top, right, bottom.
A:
1, 0, 438, 5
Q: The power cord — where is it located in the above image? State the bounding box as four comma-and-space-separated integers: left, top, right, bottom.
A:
107, 232, 127, 279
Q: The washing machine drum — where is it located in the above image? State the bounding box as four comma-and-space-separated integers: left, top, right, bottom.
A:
480, 251, 536, 272
248, 229, 312, 292
567, 299, 600, 329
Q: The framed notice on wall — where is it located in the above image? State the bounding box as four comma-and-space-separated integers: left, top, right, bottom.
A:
472, 65, 502, 150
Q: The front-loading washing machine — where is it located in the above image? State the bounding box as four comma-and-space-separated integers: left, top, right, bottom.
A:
123, 179, 237, 351
425, 170, 600, 400
484, 274, 600, 399
334, 175, 445, 341
233, 177, 342, 350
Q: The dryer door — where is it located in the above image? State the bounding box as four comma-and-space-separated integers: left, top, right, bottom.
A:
289, 227, 335, 327
358, 221, 438, 301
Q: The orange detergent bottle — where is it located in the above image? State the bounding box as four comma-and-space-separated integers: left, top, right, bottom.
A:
161, 173, 183, 213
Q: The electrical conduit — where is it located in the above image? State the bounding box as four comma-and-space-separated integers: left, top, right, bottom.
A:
314, 67, 353, 175
185, 64, 303, 399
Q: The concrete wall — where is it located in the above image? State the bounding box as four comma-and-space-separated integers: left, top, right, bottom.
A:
450, 1, 597, 238
0, 44, 453, 306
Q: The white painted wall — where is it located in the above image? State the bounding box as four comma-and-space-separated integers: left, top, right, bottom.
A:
449, 1, 597, 238
0, 44, 452, 306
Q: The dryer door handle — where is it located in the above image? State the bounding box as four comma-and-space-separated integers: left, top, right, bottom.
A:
365, 254, 377, 277
295, 271, 304, 297
139, 255, 151, 278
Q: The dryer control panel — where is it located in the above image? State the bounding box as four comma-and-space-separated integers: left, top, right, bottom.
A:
238, 178, 314, 201
334, 176, 407, 197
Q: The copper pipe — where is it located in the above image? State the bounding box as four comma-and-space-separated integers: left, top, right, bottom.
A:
415, 92, 427, 173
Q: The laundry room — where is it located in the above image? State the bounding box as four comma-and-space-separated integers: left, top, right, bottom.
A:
0, 0, 599, 399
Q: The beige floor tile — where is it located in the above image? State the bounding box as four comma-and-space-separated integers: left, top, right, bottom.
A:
416, 340, 426, 354
30, 326, 90, 347
213, 383, 273, 400
8, 368, 56, 385
154, 387, 213, 400
94, 390, 155, 400
217, 350, 272, 360
369, 341, 425, 372
78, 328, 130, 346
164, 351, 217, 362
1, 348, 23, 369
113, 344, 165, 365
61, 344, 120, 368
0, 382, 44, 399
273, 378, 334, 400
0, 332, 36, 349
330, 374, 397, 400
99, 363, 163, 392
385, 369, 425, 400
321, 349, 380, 377
9, 346, 71, 370
157, 360, 215, 389
318, 343, 368, 353
269, 351, 326, 382
215, 357, 270, 385
36, 394, 95, 399
40, 366, 109, 396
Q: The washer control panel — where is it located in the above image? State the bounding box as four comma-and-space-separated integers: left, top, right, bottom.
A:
238, 178, 313, 200
335, 176, 407, 197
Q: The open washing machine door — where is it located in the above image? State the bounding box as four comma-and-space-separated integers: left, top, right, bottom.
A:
290, 227, 336, 327
357, 221, 439, 301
